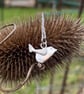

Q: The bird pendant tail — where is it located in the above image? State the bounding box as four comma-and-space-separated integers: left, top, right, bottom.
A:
29, 44, 35, 53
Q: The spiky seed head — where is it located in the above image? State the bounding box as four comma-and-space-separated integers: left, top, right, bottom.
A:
0, 15, 84, 87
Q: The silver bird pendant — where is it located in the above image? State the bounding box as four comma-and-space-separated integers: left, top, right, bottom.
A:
29, 44, 57, 63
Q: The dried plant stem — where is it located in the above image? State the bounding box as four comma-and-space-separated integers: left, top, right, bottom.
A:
35, 79, 42, 94
0, 64, 35, 93
78, 0, 84, 18
48, 69, 55, 94
60, 63, 71, 94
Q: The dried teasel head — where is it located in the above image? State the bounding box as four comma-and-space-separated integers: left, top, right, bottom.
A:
0, 14, 84, 91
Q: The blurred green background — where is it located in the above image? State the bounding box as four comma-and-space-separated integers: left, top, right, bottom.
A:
0, 0, 84, 94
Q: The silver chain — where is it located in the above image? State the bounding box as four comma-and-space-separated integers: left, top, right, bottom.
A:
40, 13, 47, 48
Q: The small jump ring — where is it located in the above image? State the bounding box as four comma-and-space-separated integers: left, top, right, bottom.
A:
0, 24, 16, 45
37, 63, 45, 70
40, 42, 47, 48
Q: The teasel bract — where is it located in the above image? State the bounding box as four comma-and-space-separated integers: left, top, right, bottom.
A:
0, 14, 84, 91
